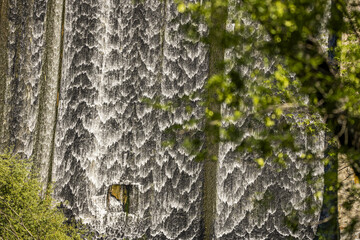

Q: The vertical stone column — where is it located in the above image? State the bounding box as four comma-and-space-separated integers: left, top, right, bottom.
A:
338, 4, 360, 236
32, 0, 65, 187
203, 1, 228, 239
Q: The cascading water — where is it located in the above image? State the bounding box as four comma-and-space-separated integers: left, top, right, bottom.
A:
53, 1, 206, 238
215, 2, 324, 239
216, 116, 324, 239
0, 0, 324, 239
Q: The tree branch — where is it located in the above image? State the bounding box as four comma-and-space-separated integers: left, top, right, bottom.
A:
0, 197, 35, 238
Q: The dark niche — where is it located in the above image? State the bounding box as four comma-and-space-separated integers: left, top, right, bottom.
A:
107, 184, 138, 214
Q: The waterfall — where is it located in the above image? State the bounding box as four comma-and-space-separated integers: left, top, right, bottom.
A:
53, 0, 206, 238
0, 0, 324, 239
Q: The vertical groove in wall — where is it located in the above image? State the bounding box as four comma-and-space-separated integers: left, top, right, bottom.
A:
202, 1, 228, 239
159, 0, 166, 81
0, 0, 9, 148
48, 0, 65, 186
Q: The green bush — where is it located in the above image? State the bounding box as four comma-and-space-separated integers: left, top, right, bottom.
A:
0, 150, 81, 239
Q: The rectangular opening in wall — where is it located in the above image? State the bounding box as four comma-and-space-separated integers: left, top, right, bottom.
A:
107, 184, 138, 214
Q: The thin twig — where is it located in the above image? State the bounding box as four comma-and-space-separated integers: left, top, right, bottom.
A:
313, 215, 333, 226
4, 227, 21, 240
0, 210, 21, 240
0, 198, 35, 238
339, 164, 351, 172
340, 1, 360, 40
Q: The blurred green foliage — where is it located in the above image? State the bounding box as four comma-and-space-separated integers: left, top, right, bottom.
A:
173, 0, 360, 162
173, 0, 360, 238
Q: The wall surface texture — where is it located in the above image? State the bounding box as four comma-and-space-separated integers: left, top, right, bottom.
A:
0, 0, 324, 239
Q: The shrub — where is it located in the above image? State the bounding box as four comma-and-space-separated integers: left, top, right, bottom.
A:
0, 149, 81, 239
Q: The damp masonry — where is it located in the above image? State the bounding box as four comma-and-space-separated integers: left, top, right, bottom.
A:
0, 0, 324, 239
